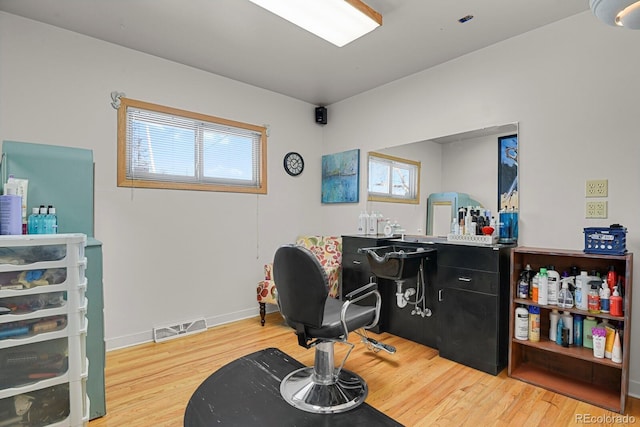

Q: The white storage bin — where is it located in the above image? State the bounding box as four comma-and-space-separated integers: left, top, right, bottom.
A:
0, 267, 68, 292
0, 313, 68, 342
0, 235, 88, 426
0, 337, 69, 392
0, 291, 66, 316
0, 378, 88, 427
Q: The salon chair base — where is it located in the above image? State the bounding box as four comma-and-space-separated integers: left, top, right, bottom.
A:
280, 368, 367, 414
280, 341, 368, 414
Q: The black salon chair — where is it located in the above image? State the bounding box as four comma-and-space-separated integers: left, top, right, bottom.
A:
273, 244, 391, 414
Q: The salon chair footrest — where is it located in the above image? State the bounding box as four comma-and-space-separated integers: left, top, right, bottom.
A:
280, 367, 368, 414
364, 337, 396, 354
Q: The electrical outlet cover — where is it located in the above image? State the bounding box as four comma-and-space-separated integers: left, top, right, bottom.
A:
586, 179, 608, 197
586, 201, 608, 219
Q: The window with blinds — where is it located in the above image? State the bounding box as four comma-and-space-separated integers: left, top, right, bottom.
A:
367, 152, 420, 203
117, 98, 267, 194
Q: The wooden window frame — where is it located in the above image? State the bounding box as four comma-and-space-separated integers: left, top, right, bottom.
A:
117, 98, 267, 194
367, 151, 420, 204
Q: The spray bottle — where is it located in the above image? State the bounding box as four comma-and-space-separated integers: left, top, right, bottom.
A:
558, 277, 574, 308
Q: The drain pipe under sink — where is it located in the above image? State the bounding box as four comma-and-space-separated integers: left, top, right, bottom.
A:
396, 280, 415, 308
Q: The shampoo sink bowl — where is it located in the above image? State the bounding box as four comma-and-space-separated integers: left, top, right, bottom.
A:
358, 245, 434, 280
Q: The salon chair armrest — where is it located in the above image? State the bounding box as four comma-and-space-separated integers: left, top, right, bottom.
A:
340, 283, 381, 333
345, 282, 378, 301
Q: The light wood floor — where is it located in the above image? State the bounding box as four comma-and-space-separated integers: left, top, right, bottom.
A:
88, 312, 639, 427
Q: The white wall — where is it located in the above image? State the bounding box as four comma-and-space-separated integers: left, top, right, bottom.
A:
321, 11, 640, 396
0, 12, 325, 349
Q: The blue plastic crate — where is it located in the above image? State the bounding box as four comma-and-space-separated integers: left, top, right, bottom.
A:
583, 226, 627, 255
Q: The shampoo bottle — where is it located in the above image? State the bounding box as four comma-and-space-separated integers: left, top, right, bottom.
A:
27, 207, 39, 234
575, 271, 589, 311
574, 314, 584, 347
600, 282, 610, 313
518, 271, 530, 299
38, 205, 47, 235
549, 309, 560, 342
562, 311, 574, 345
547, 266, 560, 305
612, 330, 622, 363
528, 306, 540, 342
537, 268, 549, 305
607, 265, 618, 294
583, 316, 597, 349
515, 306, 529, 340
587, 282, 601, 314
555, 316, 564, 345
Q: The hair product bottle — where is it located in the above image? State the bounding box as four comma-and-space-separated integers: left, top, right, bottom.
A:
547, 266, 560, 305
610, 286, 623, 316
515, 306, 529, 340
549, 309, 560, 342
528, 306, 540, 342
537, 268, 549, 305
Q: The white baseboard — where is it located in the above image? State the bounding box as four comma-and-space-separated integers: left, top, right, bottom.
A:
629, 379, 640, 400
105, 307, 259, 351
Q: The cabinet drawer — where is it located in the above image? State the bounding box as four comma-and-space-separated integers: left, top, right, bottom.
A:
437, 244, 501, 272
341, 253, 376, 295
438, 265, 499, 295
342, 236, 387, 254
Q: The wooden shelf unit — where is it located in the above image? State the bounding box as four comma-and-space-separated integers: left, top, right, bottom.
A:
508, 247, 632, 414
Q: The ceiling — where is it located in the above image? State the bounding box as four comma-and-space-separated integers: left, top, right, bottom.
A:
0, 0, 590, 105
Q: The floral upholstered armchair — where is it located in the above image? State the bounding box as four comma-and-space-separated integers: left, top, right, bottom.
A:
257, 235, 342, 326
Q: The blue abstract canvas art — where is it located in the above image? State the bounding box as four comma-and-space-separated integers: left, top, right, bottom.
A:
498, 134, 518, 210
321, 149, 359, 203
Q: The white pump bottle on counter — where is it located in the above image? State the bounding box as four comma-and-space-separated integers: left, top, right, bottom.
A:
357, 211, 368, 235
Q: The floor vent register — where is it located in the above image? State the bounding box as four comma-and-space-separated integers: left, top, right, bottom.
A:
153, 318, 207, 343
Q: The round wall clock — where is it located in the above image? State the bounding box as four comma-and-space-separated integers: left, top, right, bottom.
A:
283, 152, 304, 176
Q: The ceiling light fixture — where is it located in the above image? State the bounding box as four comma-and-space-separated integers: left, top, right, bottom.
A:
590, 0, 640, 29
248, 0, 382, 47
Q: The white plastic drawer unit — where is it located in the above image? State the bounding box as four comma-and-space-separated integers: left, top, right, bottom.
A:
0, 234, 89, 426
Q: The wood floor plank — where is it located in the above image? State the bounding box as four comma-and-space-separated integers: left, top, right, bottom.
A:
88, 313, 640, 427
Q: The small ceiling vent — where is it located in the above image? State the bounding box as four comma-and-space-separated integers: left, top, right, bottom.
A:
153, 318, 207, 343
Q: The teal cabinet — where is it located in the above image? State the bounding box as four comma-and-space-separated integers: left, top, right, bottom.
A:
86, 239, 106, 419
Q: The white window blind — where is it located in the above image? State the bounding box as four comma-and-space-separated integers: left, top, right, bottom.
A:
118, 98, 267, 194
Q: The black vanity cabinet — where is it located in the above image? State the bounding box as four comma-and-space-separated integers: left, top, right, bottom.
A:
341, 236, 511, 375
341, 235, 389, 333
435, 244, 512, 375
